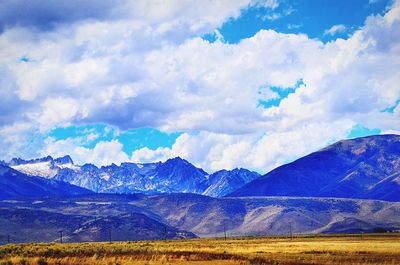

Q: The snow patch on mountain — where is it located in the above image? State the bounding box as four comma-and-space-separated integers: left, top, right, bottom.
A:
11, 161, 58, 178
57, 163, 80, 171
100, 173, 111, 181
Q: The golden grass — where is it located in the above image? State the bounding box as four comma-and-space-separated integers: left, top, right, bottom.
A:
1, 233, 399, 265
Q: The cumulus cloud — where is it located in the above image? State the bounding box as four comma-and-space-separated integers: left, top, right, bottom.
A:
0, 122, 48, 162
41, 137, 129, 166
0, 0, 252, 35
0, 0, 117, 32
131, 0, 399, 172
30, 97, 89, 132
132, 120, 354, 173
0, 0, 399, 172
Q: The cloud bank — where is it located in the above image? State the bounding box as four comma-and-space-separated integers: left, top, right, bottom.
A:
0, 0, 399, 173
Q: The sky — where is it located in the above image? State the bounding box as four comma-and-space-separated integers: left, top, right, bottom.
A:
0, 0, 399, 173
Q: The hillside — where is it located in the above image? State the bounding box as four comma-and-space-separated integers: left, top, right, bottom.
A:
229, 135, 400, 201
1, 193, 398, 242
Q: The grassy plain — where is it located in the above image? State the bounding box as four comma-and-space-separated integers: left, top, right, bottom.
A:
0, 233, 399, 265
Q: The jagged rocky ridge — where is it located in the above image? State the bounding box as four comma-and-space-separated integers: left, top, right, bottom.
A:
8, 156, 260, 197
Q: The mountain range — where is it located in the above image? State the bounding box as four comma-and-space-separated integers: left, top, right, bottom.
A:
5, 134, 400, 201
1, 134, 400, 243
7, 156, 260, 197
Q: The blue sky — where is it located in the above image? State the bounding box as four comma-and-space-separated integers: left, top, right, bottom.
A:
204, 0, 391, 43
0, 0, 399, 172
50, 125, 181, 155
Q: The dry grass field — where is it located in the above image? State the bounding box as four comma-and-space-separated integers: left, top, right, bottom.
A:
0, 233, 399, 265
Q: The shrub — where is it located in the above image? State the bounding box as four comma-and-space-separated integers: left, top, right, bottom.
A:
37, 258, 47, 265
372, 227, 387, 233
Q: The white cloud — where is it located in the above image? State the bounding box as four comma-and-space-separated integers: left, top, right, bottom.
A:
41, 138, 129, 166
368, 0, 382, 4
131, 147, 172, 164
130, 1, 400, 172
323, 24, 347, 36
263, 13, 282, 21
252, 0, 280, 10
0, 122, 43, 162
0, 0, 252, 37
287, 24, 302, 30
131, 120, 354, 173
30, 97, 89, 132
263, 6, 294, 21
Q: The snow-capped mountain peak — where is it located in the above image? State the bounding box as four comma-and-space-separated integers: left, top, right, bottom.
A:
8, 155, 80, 178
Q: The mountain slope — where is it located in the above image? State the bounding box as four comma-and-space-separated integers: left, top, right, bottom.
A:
0, 165, 92, 199
364, 172, 400, 201
138, 194, 400, 236
0, 207, 196, 243
150, 157, 209, 193
104, 157, 209, 194
229, 134, 400, 201
203, 168, 260, 197
70, 213, 196, 242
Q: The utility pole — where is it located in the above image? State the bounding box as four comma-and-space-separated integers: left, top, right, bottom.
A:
289, 222, 293, 240
58, 230, 63, 244
109, 228, 112, 243
7, 234, 10, 244
164, 226, 167, 241
223, 221, 227, 241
